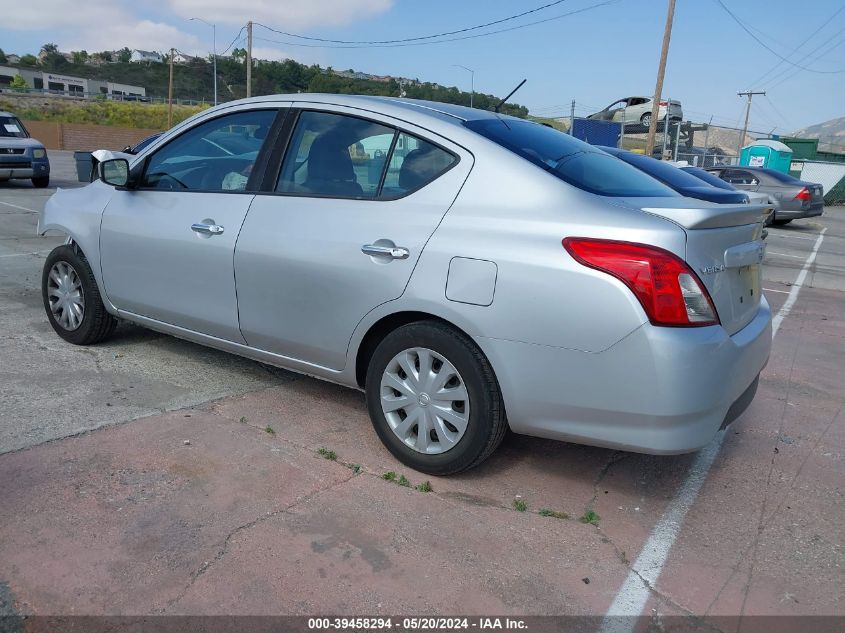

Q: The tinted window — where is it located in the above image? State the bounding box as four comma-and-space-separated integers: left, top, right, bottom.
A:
277, 111, 394, 198
465, 118, 677, 197
680, 166, 736, 191
0, 115, 29, 138
756, 167, 804, 184
141, 110, 275, 191
381, 132, 456, 198
722, 169, 758, 186
602, 147, 724, 190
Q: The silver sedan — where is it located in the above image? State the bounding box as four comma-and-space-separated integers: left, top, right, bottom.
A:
38, 95, 772, 474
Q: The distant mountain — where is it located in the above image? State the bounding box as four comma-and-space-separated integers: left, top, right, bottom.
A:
791, 117, 845, 153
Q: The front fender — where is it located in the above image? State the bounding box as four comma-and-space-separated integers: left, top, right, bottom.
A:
38, 180, 117, 312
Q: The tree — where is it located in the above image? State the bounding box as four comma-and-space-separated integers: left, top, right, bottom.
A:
117, 47, 132, 63
97, 50, 113, 63
71, 50, 88, 64
10, 75, 27, 90
20, 54, 38, 66
40, 43, 59, 55
0, 49, 7, 64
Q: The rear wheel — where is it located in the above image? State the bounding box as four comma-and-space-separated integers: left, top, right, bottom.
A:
365, 321, 507, 475
640, 112, 651, 128
42, 245, 116, 345
32, 176, 49, 188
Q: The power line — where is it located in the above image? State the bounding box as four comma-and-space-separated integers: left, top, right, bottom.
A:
713, 0, 845, 74
767, 30, 845, 89
220, 26, 246, 56
747, 4, 845, 88
255, 0, 571, 45
250, 0, 620, 49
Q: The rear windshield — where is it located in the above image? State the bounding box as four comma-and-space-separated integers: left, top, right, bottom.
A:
680, 166, 736, 191
601, 148, 719, 191
756, 167, 803, 184
0, 115, 29, 138
464, 118, 677, 198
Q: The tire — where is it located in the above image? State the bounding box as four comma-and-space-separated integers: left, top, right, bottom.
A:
365, 321, 507, 475
640, 113, 651, 128
772, 218, 792, 226
42, 245, 117, 345
32, 176, 50, 188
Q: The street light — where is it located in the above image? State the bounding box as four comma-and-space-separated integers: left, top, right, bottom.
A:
453, 64, 474, 108
190, 17, 217, 106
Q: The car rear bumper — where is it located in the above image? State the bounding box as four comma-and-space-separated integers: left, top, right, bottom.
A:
474, 297, 772, 454
777, 203, 824, 220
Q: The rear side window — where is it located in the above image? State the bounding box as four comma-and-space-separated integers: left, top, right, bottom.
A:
277, 111, 456, 199
465, 118, 677, 197
722, 169, 758, 185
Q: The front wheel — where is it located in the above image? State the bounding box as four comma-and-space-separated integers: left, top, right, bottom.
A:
42, 245, 117, 345
640, 113, 651, 128
365, 321, 507, 475
32, 176, 50, 188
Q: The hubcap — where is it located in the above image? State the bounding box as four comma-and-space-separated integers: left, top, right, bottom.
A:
47, 261, 84, 331
380, 347, 470, 455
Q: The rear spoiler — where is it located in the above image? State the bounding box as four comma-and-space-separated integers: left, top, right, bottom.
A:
641, 204, 769, 230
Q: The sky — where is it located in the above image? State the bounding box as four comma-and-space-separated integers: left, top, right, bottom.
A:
1, 0, 843, 133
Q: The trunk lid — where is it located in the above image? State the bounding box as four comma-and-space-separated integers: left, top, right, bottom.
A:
624, 198, 769, 335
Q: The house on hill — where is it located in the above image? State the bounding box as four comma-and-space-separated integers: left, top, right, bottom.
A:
130, 50, 162, 63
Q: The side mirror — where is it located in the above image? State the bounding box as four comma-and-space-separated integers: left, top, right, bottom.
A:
99, 158, 130, 188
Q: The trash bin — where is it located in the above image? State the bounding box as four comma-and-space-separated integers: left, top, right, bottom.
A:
739, 139, 793, 173
73, 150, 95, 182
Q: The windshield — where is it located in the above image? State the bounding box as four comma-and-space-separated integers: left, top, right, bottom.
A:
680, 166, 736, 191
464, 118, 677, 197
0, 115, 29, 139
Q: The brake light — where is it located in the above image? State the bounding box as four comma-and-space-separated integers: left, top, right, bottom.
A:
794, 187, 811, 201
658, 101, 669, 106
562, 238, 719, 327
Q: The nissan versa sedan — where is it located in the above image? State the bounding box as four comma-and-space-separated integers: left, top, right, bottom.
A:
706, 165, 824, 225
38, 95, 772, 474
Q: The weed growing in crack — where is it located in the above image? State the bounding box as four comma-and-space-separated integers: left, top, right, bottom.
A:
382, 471, 397, 481
317, 447, 337, 461
348, 463, 362, 474
263, 425, 275, 435
397, 475, 411, 487
512, 498, 528, 512
415, 480, 432, 493
539, 508, 569, 519
239, 416, 248, 424
579, 510, 600, 526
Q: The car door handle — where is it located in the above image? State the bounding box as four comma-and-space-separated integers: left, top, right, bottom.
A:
361, 244, 409, 259
191, 223, 225, 235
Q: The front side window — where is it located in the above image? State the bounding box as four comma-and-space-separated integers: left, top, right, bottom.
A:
140, 109, 276, 192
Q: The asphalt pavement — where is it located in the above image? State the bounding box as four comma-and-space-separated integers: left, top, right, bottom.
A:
1, 151, 843, 629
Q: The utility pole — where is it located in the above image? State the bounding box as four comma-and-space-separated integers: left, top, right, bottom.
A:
190, 18, 217, 106
452, 65, 474, 108
737, 90, 765, 156
645, 0, 676, 158
246, 20, 253, 98
167, 47, 175, 128
569, 99, 576, 135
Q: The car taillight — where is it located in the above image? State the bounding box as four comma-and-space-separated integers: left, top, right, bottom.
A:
658, 101, 669, 106
562, 238, 719, 327
794, 187, 811, 201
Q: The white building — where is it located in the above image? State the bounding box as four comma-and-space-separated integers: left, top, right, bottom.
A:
130, 50, 162, 63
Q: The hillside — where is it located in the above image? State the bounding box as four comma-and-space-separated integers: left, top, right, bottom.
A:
3, 55, 529, 119
792, 116, 845, 153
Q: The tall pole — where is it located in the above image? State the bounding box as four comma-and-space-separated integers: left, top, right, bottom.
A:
737, 90, 765, 157
453, 65, 474, 108
645, 0, 676, 158
190, 18, 217, 106
570, 99, 576, 135
246, 20, 253, 98
167, 47, 174, 128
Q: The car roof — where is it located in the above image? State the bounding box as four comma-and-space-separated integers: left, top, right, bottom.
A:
0, 111, 19, 117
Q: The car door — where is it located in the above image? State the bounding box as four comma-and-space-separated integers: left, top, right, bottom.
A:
624, 98, 646, 123
234, 106, 473, 370
99, 106, 284, 342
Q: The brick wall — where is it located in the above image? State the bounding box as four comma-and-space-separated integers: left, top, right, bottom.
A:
22, 120, 162, 151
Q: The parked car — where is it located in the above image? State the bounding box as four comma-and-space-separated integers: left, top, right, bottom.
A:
588, 96, 683, 129
599, 146, 750, 204
38, 95, 771, 474
705, 165, 824, 225
680, 165, 774, 224
0, 111, 50, 188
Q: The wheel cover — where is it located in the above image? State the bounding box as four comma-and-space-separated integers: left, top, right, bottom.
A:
380, 347, 470, 455
47, 261, 85, 331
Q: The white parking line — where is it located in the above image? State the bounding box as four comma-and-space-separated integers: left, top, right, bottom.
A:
0, 251, 50, 258
766, 233, 820, 241
0, 200, 39, 213
763, 288, 791, 294
599, 227, 828, 633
